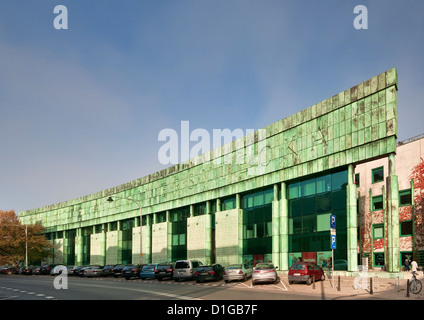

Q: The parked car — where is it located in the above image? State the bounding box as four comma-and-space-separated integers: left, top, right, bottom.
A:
32, 266, 41, 275
139, 264, 158, 280
288, 262, 325, 285
122, 264, 144, 280
22, 266, 35, 275
40, 264, 59, 275
173, 260, 203, 281
83, 266, 104, 277
154, 263, 174, 281
70, 266, 87, 276
0, 266, 15, 275
251, 263, 278, 285
223, 263, 253, 282
112, 264, 126, 278
194, 264, 225, 283
101, 265, 116, 277
50, 265, 67, 275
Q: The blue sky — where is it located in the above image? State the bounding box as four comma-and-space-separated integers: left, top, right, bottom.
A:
0, 0, 423, 213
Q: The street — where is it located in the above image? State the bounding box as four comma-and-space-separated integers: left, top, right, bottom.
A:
0, 273, 315, 300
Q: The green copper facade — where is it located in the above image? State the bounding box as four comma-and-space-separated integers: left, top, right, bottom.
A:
19, 68, 399, 273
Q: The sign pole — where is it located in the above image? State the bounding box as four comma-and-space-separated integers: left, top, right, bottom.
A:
332, 248, 334, 290
330, 215, 336, 290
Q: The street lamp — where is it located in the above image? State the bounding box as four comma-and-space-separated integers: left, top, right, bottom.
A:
106, 196, 143, 264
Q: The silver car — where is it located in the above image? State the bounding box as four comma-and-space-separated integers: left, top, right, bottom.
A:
223, 264, 253, 282
252, 263, 278, 285
83, 266, 103, 277
173, 260, 203, 281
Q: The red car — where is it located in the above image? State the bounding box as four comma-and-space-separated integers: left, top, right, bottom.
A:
288, 262, 325, 285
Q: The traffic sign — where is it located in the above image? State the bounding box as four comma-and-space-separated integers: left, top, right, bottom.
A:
330, 215, 336, 229
331, 235, 337, 249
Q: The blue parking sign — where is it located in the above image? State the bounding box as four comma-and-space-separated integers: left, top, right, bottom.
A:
331, 235, 336, 249
330, 215, 336, 229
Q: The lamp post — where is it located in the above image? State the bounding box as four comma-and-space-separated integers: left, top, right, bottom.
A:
106, 196, 143, 264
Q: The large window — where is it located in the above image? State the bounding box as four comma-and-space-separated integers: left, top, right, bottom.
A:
400, 220, 413, 237
373, 224, 384, 239
399, 189, 412, 207
171, 207, 190, 261
372, 167, 384, 184
372, 195, 384, 211
121, 219, 134, 264
242, 188, 273, 257
288, 169, 348, 270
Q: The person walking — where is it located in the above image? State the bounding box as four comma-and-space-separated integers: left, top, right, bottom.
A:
403, 258, 410, 271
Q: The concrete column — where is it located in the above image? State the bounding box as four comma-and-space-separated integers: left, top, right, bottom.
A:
145, 215, 153, 263
272, 184, 280, 268
386, 153, 400, 272
100, 223, 107, 266
205, 201, 213, 265
279, 182, 289, 271
347, 164, 358, 272
166, 210, 172, 261
76, 228, 83, 266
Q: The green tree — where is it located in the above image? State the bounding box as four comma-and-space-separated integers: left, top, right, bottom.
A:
0, 210, 53, 267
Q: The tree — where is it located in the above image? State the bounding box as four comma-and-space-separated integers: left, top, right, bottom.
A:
0, 210, 53, 267
409, 158, 424, 255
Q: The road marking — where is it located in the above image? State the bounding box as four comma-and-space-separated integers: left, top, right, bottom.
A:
0, 296, 18, 300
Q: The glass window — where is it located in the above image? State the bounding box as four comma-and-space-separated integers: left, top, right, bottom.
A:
374, 253, 385, 267
264, 188, 274, 204
289, 199, 302, 217
317, 213, 331, 232
400, 220, 413, 236
372, 195, 384, 211
316, 175, 331, 193
302, 178, 316, 197
399, 189, 412, 207
222, 197, 236, 210
355, 173, 360, 187
373, 224, 384, 239
156, 212, 167, 223
289, 182, 301, 199
254, 192, 264, 207
302, 195, 316, 214
193, 203, 206, 216
372, 167, 384, 183
303, 215, 317, 233
316, 192, 332, 213
332, 171, 347, 191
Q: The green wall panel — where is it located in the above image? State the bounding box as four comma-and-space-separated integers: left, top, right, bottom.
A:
19, 68, 398, 233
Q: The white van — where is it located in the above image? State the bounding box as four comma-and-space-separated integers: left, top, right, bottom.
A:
173, 260, 203, 281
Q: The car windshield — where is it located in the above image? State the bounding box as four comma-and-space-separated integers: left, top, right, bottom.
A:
290, 264, 306, 270
227, 264, 242, 269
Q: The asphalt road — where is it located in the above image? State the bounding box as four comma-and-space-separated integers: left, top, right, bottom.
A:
0, 273, 319, 301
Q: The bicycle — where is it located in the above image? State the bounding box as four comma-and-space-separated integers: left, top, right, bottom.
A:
409, 271, 422, 294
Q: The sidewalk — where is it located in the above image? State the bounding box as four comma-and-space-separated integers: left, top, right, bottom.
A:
278, 271, 424, 300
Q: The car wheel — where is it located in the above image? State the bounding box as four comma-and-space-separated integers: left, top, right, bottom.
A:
289, 280, 293, 285
321, 274, 326, 281
306, 277, 312, 285
125, 277, 130, 280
